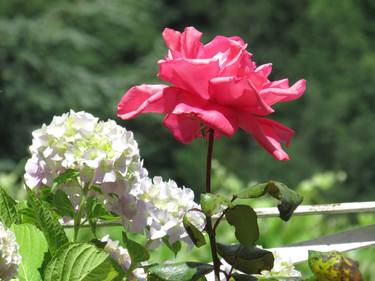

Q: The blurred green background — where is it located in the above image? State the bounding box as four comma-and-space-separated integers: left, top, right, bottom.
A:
1, 0, 375, 278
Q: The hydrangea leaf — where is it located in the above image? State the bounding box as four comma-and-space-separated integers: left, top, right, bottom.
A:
236, 181, 303, 221
50, 190, 75, 218
51, 169, 80, 191
183, 214, 206, 248
27, 188, 69, 255
11, 223, 48, 281
217, 243, 274, 274
308, 250, 362, 281
0, 187, 19, 227
200, 193, 231, 216
225, 205, 259, 246
122, 232, 150, 265
162, 236, 182, 257
231, 273, 258, 281
147, 262, 213, 281
44, 243, 119, 281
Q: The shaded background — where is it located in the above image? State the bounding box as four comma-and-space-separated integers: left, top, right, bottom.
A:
1, 0, 375, 278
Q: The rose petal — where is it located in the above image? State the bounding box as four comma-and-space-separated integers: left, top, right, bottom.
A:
239, 115, 294, 160
117, 84, 172, 120
163, 114, 202, 144
158, 59, 220, 100
260, 79, 306, 106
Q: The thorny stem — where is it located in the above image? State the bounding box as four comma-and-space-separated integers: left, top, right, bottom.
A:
205, 128, 221, 281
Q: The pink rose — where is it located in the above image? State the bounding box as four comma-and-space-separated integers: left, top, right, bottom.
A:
118, 27, 306, 160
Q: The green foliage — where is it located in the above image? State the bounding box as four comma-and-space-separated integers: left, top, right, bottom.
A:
0, 187, 19, 227
162, 236, 182, 257
183, 214, 206, 248
51, 169, 80, 191
49, 190, 75, 218
122, 231, 150, 266
236, 181, 303, 221
308, 250, 362, 281
217, 243, 274, 274
11, 223, 48, 281
147, 262, 213, 281
225, 205, 259, 246
43, 243, 120, 281
27, 189, 69, 255
200, 193, 231, 216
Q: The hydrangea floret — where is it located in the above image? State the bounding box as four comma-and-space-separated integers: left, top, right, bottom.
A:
0, 222, 21, 281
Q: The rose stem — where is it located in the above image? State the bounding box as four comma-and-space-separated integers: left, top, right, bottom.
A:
205, 128, 221, 281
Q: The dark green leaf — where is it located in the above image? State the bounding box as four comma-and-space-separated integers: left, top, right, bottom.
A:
50, 190, 75, 217
232, 273, 258, 281
200, 193, 230, 216
27, 189, 69, 255
51, 169, 80, 191
217, 243, 274, 274
122, 232, 150, 264
183, 214, 206, 248
86, 196, 119, 221
236, 181, 303, 221
225, 205, 259, 246
11, 224, 48, 281
44, 243, 119, 281
162, 236, 182, 257
147, 262, 213, 281
0, 187, 19, 227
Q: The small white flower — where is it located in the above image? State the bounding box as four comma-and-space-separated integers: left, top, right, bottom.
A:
259, 250, 301, 280
100, 235, 147, 280
0, 222, 21, 281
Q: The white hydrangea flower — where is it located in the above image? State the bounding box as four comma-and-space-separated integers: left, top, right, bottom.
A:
116, 176, 205, 245
101, 235, 147, 280
259, 250, 301, 280
24, 110, 148, 208
0, 222, 21, 281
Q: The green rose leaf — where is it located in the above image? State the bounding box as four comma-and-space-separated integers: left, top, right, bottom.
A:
147, 262, 213, 281
162, 236, 182, 257
231, 273, 258, 281
183, 214, 206, 248
236, 181, 303, 221
27, 189, 69, 255
44, 243, 119, 281
200, 193, 231, 216
51, 169, 80, 191
11, 223, 48, 281
217, 243, 274, 274
308, 250, 362, 281
225, 205, 259, 246
0, 187, 19, 227
122, 232, 150, 265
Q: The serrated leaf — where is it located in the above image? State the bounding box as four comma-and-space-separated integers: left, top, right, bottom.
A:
86, 196, 119, 221
44, 243, 119, 281
200, 193, 230, 216
11, 224, 48, 281
225, 205, 259, 246
308, 250, 362, 281
236, 181, 303, 221
147, 262, 213, 281
27, 189, 69, 255
122, 232, 150, 265
217, 243, 274, 274
51, 169, 80, 191
0, 187, 19, 227
232, 273, 258, 281
183, 215, 206, 248
50, 190, 75, 217
162, 236, 182, 257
